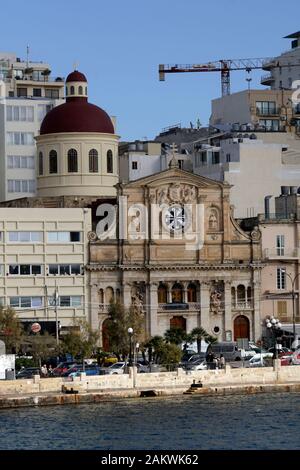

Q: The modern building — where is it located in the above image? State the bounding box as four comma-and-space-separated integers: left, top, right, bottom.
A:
119, 140, 192, 182
210, 89, 299, 132
87, 163, 263, 345
242, 190, 300, 348
261, 31, 300, 90
193, 136, 300, 218
0, 207, 91, 334
0, 52, 65, 202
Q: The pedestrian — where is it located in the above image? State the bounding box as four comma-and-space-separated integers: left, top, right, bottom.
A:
220, 354, 226, 369
41, 364, 48, 377
48, 365, 53, 376
206, 351, 214, 370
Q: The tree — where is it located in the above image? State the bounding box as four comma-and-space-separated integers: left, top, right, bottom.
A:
144, 335, 165, 363
60, 319, 100, 369
0, 306, 23, 354
164, 327, 186, 345
24, 332, 57, 368
158, 343, 182, 368
190, 327, 213, 353
105, 300, 146, 358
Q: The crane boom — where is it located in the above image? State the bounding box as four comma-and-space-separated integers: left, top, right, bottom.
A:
159, 57, 294, 96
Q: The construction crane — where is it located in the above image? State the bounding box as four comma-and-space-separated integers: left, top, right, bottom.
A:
159, 58, 293, 96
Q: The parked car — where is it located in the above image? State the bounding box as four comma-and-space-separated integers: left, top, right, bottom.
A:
187, 361, 207, 371
52, 362, 78, 377
292, 348, 300, 365
246, 353, 273, 367
105, 362, 150, 375
208, 342, 243, 362
16, 367, 41, 379
181, 353, 206, 370
61, 364, 100, 377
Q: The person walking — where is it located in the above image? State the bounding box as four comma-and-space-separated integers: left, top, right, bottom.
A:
220, 354, 226, 369
41, 364, 48, 377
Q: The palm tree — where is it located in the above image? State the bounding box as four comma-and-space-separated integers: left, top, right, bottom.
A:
190, 327, 217, 353
164, 327, 186, 345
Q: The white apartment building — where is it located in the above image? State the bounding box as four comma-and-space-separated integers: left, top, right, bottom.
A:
193, 137, 300, 218
0, 53, 64, 202
0, 208, 91, 334
119, 140, 192, 182
261, 31, 300, 90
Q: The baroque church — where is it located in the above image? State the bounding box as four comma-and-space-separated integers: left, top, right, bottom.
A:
2, 69, 263, 345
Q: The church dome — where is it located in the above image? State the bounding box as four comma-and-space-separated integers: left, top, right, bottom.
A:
40, 69, 114, 135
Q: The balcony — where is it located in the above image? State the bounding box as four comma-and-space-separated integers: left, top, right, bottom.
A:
263, 248, 300, 260
158, 302, 200, 312
232, 301, 252, 310
261, 74, 275, 86
256, 107, 280, 116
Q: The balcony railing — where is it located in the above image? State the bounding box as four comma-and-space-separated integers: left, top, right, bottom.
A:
158, 302, 200, 312
264, 248, 299, 259
232, 301, 252, 310
261, 74, 275, 84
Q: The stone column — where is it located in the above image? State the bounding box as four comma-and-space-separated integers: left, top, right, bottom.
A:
167, 282, 173, 304
224, 280, 232, 340
200, 281, 210, 332
149, 283, 159, 337
183, 282, 188, 303
90, 283, 100, 331
123, 282, 132, 309
253, 278, 261, 341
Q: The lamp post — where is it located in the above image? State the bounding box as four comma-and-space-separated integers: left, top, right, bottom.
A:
128, 327, 133, 367
266, 317, 282, 359
284, 272, 300, 350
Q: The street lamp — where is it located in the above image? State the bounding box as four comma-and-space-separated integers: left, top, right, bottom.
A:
128, 327, 133, 367
266, 317, 282, 359
284, 272, 300, 350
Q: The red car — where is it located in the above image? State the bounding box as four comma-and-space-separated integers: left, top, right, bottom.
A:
280, 355, 292, 366
52, 362, 78, 376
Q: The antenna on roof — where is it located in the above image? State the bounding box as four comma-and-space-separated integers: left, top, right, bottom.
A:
26, 45, 30, 68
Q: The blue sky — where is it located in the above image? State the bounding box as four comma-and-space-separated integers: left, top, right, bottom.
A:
3, 0, 300, 140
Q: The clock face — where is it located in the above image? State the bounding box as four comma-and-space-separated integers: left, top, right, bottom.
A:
164, 205, 186, 232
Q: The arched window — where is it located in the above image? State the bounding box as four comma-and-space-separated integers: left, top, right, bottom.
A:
89, 149, 98, 173
247, 286, 252, 304
107, 150, 113, 173
187, 283, 197, 302
85, 86, 87, 95
49, 150, 58, 174
231, 287, 236, 307
158, 283, 167, 304
70, 85, 75, 95
65, 87, 68, 96
237, 284, 246, 303
172, 283, 183, 303
38, 151, 43, 175
68, 149, 78, 173
78, 86, 83, 95
105, 286, 114, 304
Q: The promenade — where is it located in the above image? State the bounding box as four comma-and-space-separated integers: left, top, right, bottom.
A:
0, 361, 300, 409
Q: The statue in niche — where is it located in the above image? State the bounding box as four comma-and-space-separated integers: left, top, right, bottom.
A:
208, 210, 218, 230
210, 290, 222, 314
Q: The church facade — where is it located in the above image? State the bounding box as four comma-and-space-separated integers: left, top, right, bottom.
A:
88, 166, 263, 344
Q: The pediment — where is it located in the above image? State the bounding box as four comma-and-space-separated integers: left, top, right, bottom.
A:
122, 168, 230, 190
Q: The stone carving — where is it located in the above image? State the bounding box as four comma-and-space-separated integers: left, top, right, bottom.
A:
208, 208, 219, 231
87, 231, 97, 241
251, 226, 261, 241
157, 184, 197, 205
210, 289, 222, 314
158, 186, 169, 205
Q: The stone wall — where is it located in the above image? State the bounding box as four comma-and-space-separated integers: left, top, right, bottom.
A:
1, 363, 300, 396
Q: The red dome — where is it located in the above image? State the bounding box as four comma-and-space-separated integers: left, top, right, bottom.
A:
40, 100, 114, 135
66, 70, 87, 82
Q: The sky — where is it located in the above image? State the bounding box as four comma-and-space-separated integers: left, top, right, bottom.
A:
3, 0, 300, 141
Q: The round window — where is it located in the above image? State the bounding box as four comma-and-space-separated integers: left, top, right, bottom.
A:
213, 326, 220, 334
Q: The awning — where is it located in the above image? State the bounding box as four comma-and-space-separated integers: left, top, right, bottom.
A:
280, 324, 300, 335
